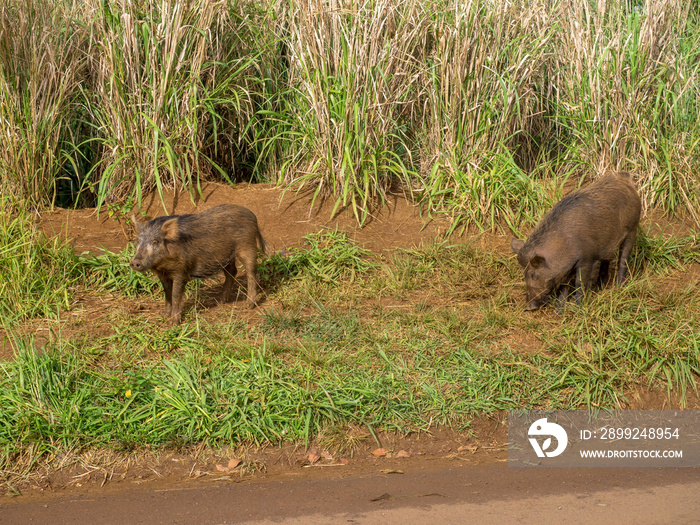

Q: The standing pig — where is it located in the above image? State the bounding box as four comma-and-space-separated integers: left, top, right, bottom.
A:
130, 204, 267, 324
511, 173, 641, 311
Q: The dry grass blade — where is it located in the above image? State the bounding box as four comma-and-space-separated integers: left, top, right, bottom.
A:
0, 0, 88, 206
280, 0, 427, 223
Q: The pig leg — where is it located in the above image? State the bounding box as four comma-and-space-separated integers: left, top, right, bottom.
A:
239, 246, 259, 308
574, 260, 596, 305
222, 262, 238, 303
555, 268, 577, 313
597, 260, 611, 289
589, 260, 601, 289
616, 230, 638, 284
156, 272, 174, 318
169, 275, 187, 324
556, 284, 571, 314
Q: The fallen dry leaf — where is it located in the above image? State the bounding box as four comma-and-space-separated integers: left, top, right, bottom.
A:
339, 458, 349, 465
395, 450, 413, 458
306, 452, 321, 464
380, 469, 404, 475
372, 448, 388, 457
215, 458, 241, 472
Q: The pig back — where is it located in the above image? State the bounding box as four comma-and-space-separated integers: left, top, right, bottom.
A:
573, 174, 640, 259
535, 174, 641, 262
176, 205, 261, 278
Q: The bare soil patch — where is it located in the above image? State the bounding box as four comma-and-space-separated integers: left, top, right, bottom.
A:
39, 182, 471, 256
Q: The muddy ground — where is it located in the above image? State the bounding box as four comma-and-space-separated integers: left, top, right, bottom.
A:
2, 182, 699, 522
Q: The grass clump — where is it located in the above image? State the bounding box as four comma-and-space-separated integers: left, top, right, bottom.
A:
383, 241, 520, 299
630, 230, 700, 274
0, 213, 79, 323
259, 229, 377, 287
77, 247, 158, 298
546, 280, 700, 407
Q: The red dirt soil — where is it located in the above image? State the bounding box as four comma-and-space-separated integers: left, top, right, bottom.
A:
38, 182, 476, 256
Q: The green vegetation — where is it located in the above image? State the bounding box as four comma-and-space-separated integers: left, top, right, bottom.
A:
0, 218, 698, 489
0, 212, 78, 322
1, 0, 699, 226
1, 0, 700, 490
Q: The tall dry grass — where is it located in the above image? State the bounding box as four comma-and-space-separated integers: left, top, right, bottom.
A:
552, 0, 699, 222
275, 0, 429, 223
87, 0, 254, 211
416, 0, 557, 230
0, 0, 698, 227
0, 0, 88, 208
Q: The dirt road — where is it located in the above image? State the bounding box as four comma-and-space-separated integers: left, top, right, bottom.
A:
2, 459, 698, 524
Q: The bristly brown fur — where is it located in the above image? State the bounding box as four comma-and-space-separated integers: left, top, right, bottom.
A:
130, 204, 267, 324
512, 173, 641, 310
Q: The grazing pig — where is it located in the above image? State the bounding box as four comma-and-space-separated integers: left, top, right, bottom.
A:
511, 173, 641, 311
130, 204, 267, 324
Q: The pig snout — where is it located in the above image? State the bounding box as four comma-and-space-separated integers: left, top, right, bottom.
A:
524, 290, 549, 311
525, 298, 546, 311
130, 257, 145, 272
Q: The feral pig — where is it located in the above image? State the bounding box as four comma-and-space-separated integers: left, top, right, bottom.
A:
130, 204, 267, 324
511, 173, 641, 311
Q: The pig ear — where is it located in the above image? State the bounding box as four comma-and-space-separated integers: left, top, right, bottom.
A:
161, 218, 179, 241
530, 254, 547, 269
511, 238, 524, 254
131, 213, 143, 233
